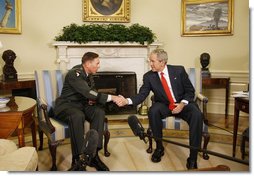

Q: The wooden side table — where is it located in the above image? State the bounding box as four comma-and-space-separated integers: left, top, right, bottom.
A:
232, 97, 249, 157
202, 77, 230, 127
0, 96, 37, 148
0, 79, 36, 99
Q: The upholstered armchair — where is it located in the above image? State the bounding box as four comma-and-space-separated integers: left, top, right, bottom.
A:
0, 139, 38, 171
34, 70, 110, 171
146, 68, 210, 160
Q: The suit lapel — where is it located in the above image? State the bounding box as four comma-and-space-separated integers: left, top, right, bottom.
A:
167, 65, 178, 99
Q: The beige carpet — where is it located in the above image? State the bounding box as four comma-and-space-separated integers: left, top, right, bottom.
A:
5, 113, 249, 172
37, 136, 249, 172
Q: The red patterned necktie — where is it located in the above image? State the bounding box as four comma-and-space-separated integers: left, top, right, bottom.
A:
160, 72, 175, 110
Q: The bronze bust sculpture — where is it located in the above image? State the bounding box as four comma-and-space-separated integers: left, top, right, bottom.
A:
200, 52, 211, 78
2, 49, 17, 81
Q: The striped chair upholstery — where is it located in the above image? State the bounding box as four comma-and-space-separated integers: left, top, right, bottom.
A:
146, 68, 210, 160
35, 70, 110, 171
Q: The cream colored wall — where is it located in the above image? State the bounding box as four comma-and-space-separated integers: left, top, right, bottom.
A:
0, 0, 249, 76
131, 0, 249, 71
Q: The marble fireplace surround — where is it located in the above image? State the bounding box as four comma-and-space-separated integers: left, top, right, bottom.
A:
53, 41, 162, 92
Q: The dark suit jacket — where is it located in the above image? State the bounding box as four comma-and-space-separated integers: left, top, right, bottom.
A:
130, 65, 195, 106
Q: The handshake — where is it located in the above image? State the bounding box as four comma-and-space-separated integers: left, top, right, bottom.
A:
111, 95, 129, 107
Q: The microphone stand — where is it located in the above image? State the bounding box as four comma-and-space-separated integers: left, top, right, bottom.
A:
144, 133, 249, 166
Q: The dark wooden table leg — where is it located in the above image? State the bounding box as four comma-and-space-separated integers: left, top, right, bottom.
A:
225, 79, 229, 128
233, 100, 239, 157
17, 122, 25, 147
31, 120, 37, 148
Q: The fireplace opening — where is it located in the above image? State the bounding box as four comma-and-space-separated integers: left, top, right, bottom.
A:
93, 71, 137, 115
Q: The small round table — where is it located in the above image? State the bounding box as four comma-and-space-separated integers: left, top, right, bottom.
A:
0, 96, 37, 148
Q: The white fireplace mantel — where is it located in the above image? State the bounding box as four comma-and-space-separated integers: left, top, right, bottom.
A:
53, 41, 162, 90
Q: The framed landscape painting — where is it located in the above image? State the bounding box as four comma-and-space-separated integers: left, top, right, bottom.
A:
181, 0, 233, 36
0, 0, 21, 34
83, 0, 130, 23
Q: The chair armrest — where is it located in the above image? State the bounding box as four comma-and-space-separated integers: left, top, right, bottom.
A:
195, 92, 209, 125
37, 98, 55, 134
196, 92, 208, 104
40, 104, 55, 134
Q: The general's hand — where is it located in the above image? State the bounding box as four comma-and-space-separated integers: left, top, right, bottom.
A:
112, 95, 128, 107
116, 95, 129, 107
112, 95, 122, 105
172, 102, 185, 114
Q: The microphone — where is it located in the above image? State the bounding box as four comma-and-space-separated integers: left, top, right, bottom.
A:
79, 129, 99, 165
127, 115, 249, 166
128, 115, 147, 143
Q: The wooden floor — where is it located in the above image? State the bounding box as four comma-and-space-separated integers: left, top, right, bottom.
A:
35, 113, 249, 172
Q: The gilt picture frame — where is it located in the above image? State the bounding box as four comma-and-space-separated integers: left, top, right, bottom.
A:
0, 0, 21, 34
181, 0, 233, 36
83, 0, 130, 23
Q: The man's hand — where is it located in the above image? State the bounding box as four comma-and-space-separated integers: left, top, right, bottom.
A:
172, 102, 186, 114
112, 95, 128, 107
118, 95, 129, 107
111, 95, 121, 105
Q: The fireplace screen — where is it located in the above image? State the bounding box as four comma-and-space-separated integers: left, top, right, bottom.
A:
93, 71, 137, 115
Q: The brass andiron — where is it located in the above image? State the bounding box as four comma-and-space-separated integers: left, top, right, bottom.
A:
138, 103, 148, 116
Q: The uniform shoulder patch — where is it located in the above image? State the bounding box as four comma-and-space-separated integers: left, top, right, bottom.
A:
75, 69, 81, 77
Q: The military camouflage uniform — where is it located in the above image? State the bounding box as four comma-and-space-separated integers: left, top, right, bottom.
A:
54, 64, 108, 158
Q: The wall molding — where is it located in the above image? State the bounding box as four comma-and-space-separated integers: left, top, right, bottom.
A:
17, 72, 35, 80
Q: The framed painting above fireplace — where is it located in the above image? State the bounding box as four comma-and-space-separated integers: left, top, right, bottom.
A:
83, 0, 130, 22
